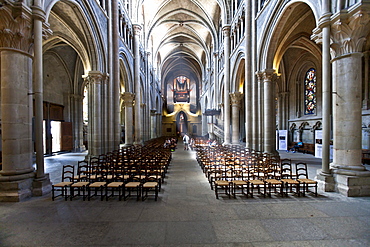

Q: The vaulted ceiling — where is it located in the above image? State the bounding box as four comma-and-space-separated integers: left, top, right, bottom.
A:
140, 0, 222, 92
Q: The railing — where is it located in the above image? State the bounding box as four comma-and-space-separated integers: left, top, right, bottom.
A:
208, 123, 224, 142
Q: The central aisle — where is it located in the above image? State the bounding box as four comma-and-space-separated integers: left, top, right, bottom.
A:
162, 140, 215, 205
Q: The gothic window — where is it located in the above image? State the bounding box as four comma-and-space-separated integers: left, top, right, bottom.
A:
304, 68, 316, 115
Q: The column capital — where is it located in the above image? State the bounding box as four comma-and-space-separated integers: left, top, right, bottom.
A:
133, 24, 142, 35
261, 69, 276, 81
229, 92, 243, 106
70, 94, 84, 101
84, 71, 106, 85
331, 9, 370, 57
0, 3, 33, 54
222, 25, 231, 36
121, 92, 135, 105
31, 5, 46, 22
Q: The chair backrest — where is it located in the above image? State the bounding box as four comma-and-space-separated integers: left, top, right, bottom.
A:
281, 162, 294, 179
61, 165, 75, 182
295, 162, 309, 179
76, 160, 89, 181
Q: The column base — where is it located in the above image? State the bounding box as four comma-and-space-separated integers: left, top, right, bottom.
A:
0, 175, 34, 202
32, 174, 52, 196
315, 170, 335, 192
331, 169, 370, 197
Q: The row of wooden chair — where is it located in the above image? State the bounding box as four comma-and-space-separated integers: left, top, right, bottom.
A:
52, 141, 172, 201
196, 146, 318, 199
52, 164, 160, 201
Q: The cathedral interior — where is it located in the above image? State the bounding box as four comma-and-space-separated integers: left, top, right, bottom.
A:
1, 0, 370, 245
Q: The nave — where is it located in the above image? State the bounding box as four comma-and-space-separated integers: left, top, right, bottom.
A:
1, 143, 370, 246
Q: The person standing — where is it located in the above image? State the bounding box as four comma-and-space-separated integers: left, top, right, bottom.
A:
183, 134, 190, 150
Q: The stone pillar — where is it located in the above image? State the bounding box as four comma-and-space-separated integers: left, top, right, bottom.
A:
253, 72, 261, 150
150, 109, 157, 139
279, 92, 289, 130
133, 24, 142, 144
85, 71, 104, 157
0, 3, 35, 201
330, 9, 370, 196
122, 92, 135, 145
245, 0, 252, 148
363, 51, 370, 109
31, 2, 51, 196
113, 0, 121, 150
222, 25, 231, 144
312, 7, 335, 192
71, 94, 85, 152
230, 92, 243, 144
101, 74, 108, 154
262, 69, 276, 154
156, 112, 162, 137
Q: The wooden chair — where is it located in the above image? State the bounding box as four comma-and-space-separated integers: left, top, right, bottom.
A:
87, 161, 107, 201
248, 160, 267, 198
52, 165, 75, 201
230, 163, 249, 198
214, 166, 232, 199
106, 181, 124, 201
295, 162, 318, 196
69, 160, 90, 200
280, 162, 301, 197
142, 182, 159, 201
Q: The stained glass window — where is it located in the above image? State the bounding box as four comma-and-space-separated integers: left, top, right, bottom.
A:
304, 68, 316, 115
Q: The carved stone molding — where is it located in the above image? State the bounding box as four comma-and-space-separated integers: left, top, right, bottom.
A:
121, 92, 135, 106
133, 24, 142, 36
262, 69, 276, 82
222, 25, 231, 37
0, 3, 33, 53
229, 92, 243, 106
84, 71, 105, 85
331, 9, 370, 57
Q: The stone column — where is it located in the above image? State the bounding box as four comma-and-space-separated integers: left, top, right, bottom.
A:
86, 71, 104, 157
230, 92, 243, 144
0, 3, 35, 201
262, 69, 276, 154
245, 0, 252, 148
156, 112, 162, 137
71, 94, 85, 152
150, 109, 157, 139
312, 6, 335, 191
31, 1, 51, 196
363, 51, 370, 109
101, 74, 108, 154
330, 9, 370, 196
222, 25, 231, 144
122, 92, 135, 145
112, 0, 121, 150
133, 24, 142, 144
253, 72, 262, 150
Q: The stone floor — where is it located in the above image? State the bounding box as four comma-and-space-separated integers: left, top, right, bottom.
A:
1, 143, 370, 246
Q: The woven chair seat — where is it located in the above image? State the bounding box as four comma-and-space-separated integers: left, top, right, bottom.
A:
107, 182, 124, 188
125, 182, 141, 188
231, 180, 247, 185
249, 179, 264, 185
89, 182, 106, 188
143, 182, 158, 188
54, 182, 73, 187
71, 182, 89, 187
215, 180, 229, 186
297, 178, 317, 184
281, 179, 299, 184
265, 179, 282, 185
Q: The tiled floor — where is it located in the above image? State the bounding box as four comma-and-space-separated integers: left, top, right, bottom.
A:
1, 144, 370, 246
